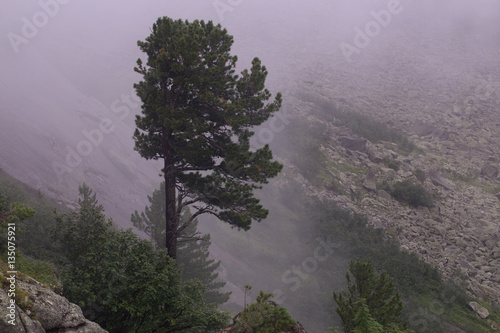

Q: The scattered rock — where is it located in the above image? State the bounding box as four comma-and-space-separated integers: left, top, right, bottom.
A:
0, 279, 107, 333
432, 128, 450, 141
467, 301, 490, 319
410, 120, 450, 141
362, 170, 377, 191
412, 119, 436, 137
481, 163, 498, 179
289, 322, 308, 333
339, 137, 367, 152
428, 171, 455, 191
492, 249, 500, 260
366, 150, 382, 163
382, 168, 396, 181
377, 190, 392, 202
485, 238, 498, 250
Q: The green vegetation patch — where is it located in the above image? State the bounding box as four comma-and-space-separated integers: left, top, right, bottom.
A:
382, 157, 402, 171
16, 255, 61, 292
335, 163, 366, 175
308, 191, 494, 332
379, 180, 434, 208
295, 92, 417, 154
414, 169, 426, 183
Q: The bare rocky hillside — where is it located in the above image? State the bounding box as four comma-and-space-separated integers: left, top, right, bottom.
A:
277, 10, 500, 306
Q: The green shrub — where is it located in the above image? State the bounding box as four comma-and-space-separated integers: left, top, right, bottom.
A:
382, 157, 402, 171
54, 184, 229, 332
414, 169, 426, 183
0, 170, 60, 261
391, 180, 434, 208
232, 291, 296, 332
16, 255, 61, 292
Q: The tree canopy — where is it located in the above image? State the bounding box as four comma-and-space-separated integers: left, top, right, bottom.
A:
231, 291, 296, 333
133, 17, 283, 258
54, 184, 228, 332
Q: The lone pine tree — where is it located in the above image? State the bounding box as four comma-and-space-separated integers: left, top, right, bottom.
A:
133, 17, 282, 259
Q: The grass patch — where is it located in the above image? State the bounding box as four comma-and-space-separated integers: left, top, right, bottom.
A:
16, 255, 61, 292
442, 302, 497, 333
334, 163, 365, 175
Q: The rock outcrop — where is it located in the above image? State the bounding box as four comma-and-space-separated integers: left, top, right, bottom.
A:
0, 272, 107, 333
339, 137, 367, 152
467, 301, 490, 319
481, 163, 499, 179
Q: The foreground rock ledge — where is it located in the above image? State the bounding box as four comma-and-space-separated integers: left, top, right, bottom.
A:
0, 279, 107, 333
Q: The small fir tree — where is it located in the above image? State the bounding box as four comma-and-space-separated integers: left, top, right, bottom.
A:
333, 258, 407, 332
132, 182, 230, 305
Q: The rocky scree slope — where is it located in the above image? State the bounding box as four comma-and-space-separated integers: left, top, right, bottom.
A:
281, 86, 500, 306
275, 17, 500, 308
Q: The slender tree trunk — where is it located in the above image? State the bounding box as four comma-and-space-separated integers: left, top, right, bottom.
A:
164, 133, 178, 259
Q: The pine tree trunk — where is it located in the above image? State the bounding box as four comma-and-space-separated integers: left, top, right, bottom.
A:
164, 134, 178, 259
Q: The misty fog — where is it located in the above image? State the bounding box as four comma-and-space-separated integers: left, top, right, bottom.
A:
1, 0, 500, 331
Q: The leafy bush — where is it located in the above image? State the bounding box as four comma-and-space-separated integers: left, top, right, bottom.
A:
414, 169, 426, 183
382, 157, 402, 171
391, 180, 434, 208
232, 291, 296, 332
54, 184, 229, 332
0, 170, 60, 261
